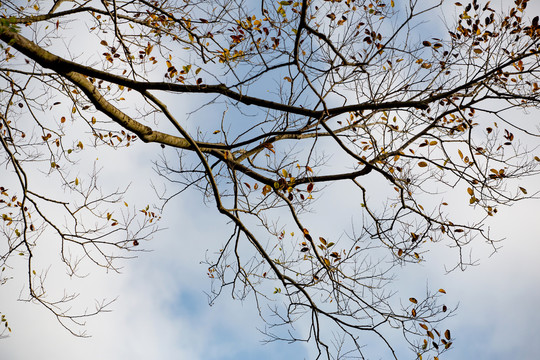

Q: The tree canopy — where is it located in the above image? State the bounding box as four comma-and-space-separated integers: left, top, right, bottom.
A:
1, 0, 539, 358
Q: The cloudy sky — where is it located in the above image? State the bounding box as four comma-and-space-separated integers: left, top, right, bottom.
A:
2, 0, 540, 359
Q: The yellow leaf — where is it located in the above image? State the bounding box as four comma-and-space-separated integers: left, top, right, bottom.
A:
445, 329, 451, 340
409, 297, 418, 304
324, 258, 331, 267
75, 177, 79, 185
467, 187, 474, 196
439, 288, 446, 294
124, 201, 128, 207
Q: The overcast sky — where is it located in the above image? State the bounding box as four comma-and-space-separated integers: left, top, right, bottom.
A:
1, 0, 540, 359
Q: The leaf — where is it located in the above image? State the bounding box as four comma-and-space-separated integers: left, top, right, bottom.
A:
420, 323, 429, 330
427, 330, 434, 340
409, 297, 418, 304
262, 184, 272, 196
519, 187, 527, 194
100, 40, 108, 46
467, 187, 474, 196
438, 288, 446, 294
284, 76, 292, 82
422, 41, 431, 47
418, 161, 428, 167
307, 183, 314, 193
397, 249, 403, 257
324, 258, 331, 267
445, 329, 451, 340
319, 237, 327, 245
411, 308, 417, 317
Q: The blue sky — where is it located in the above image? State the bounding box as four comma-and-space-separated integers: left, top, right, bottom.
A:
2, 0, 540, 359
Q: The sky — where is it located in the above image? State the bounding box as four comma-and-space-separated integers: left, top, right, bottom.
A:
1, 0, 540, 359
